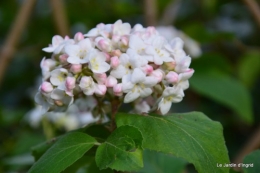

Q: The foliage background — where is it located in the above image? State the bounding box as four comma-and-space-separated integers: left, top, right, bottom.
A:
0, 0, 260, 172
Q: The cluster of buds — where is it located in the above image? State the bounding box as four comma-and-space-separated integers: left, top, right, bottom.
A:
35, 20, 194, 117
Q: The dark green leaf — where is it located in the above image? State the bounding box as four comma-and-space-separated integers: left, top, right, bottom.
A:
87, 160, 114, 173
243, 150, 260, 173
31, 137, 59, 161
116, 112, 230, 173
238, 50, 260, 88
190, 73, 253, 124
136, 150, 187, 173
96, 125, 143, 171
28, 132, 97, 173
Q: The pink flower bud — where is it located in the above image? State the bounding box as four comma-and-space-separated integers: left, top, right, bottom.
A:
41, 82, 53, 93
97, 38, 112, 52
65, 77, 76, 91
110, 56, 119, 68
113, 83, 123, 96
64, 36, 70, 40
165, 71, 179, 84
143, 65, 153, 74
151, 69, 164, 82
121, 36, 129, 46
94, 73, 107, 84
59, 54, 68, 64
74, 32, 84, 42
70, 64, 82, 74
106, 76, 118, 87
95, 84, 107, 95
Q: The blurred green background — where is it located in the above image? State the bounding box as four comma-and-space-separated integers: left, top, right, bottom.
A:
1, 0, 260, 172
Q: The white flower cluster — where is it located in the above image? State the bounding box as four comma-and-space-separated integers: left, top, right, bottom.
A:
35, 20, 194, 116
28, 96, 105, 131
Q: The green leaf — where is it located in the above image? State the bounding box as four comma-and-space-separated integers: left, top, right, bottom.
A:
190, 73, 253, 124
243, 150, 260, 173
238, 50, 260, 88
136, 150, 187, 173
116, 112, 230, 173
31, 137, 59, 161
28, 132, 97, 173
95, 125, 143, 171
87, 160, 114, 173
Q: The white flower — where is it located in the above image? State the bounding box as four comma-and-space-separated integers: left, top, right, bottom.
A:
79, 76, 96, 95
156, 26, 202, 58
84, 23, 112, 38
50, 68, 70, 87
122, 68, 157, 103
34, 92, 53, 114
158, 87, 184, 115
51, 89, 74, 106
129, 35, 146, 54
176, 69, 194, 90
165, 37, 186, 60
145, 36, 173, 65
43, 35, 74, 54
87, 51, 110, 73
134, 100, 150, 113
26, 106, 44, 128
40, 58, 57, 79
74, 97, 97, 111
65, 38, 94, 64
110, 51, 146, 78
175, 55, 191, 73
42, 35, 64, 53
112, 19, 131, 36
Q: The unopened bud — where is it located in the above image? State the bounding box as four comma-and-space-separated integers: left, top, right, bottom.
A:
113, 83, 123, 96
65, 77, 76, 91
95, 84, 107, 95
94, 73, 107, 84
74, 32, 84, 42
110, 56, 119, 68
70, 64, 82, 74
165, 71, 179, 84
98, 39, 112, 52
64, 36, 70, 40
59, 54, 69, 64
151, 69, 164, 82
143, 65, 153, 74
41, 82, 53, 93
121, 36, 129, 46
106, 76, 117, 87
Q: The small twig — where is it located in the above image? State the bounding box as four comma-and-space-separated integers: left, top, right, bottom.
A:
243, 0, 260, 28
143, 0, 158, 26
158, 0, 181, 25
0, 0, 36, 86
49, 0, 70, 36
233, 124, 260, 171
